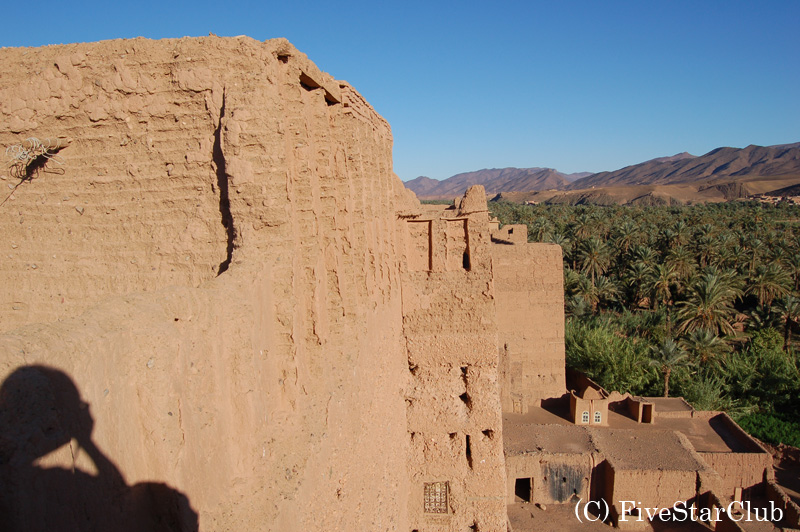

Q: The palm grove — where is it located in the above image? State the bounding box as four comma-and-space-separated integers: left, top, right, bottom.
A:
489, 200, 800, 447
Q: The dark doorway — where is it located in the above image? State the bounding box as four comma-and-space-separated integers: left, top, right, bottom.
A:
642, 403, 654, 423
514, 478, 531, 502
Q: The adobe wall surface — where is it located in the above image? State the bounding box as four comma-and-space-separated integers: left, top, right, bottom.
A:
494, 242, 565, 411
697, 452, 772, 498
606, 468, 699, 524
505, 452, 593, 505
401, 192, 508, 531
766, 480, 800, 528
0, 36, 417, 531
0, 36, 408, 332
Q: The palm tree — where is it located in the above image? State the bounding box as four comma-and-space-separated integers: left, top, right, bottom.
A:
747, 238, 763, 275
631, 245, 658, 268
594, 276, 620, 311
530, 218, 552, 241
563, 266, 581, 296
774, 295, 800, 352
574, 274, 600, 313
695, 233, 718, 268
730, 245, 750, 275
647, 263, 677, 333
666, 245, 695, 285
679, 329, 730, 365
785, 253, 800, 292
746, 305, 781, 332
649, 339, 690, 397
572, 212, 594, 240
547, 232, 571, 257
746, 263, 791, 309
623, 261, 652, 310
614, 220, 639, 255
659, 228, 677, 252
577, 236, 610, 284
647, 263, 676, 311
672, 220, 690, 247
676, 271, 742, 336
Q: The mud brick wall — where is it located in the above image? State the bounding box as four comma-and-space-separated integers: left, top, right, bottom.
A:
0, 36, 414, 531
401, 205, 507, 532
494, 242, 565, 411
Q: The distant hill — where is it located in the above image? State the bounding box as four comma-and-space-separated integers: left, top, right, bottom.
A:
569, 144, 800, 190
765, 182, 800, 197
405, 143, 800, 205
648, 152, 696, 164
404, 167, 581, 200
563, 171, 593, 182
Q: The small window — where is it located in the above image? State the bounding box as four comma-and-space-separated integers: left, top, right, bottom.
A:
581, 411, 589, 423
594, 411, 601, 424
423, 482, 449, 514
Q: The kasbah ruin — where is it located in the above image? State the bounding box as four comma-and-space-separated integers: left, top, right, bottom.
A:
0, 36, 797, 532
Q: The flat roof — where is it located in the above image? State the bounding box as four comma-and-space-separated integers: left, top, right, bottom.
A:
504, 422, 593, 456
589, 428, 707, 472
634, 397, 694, 412
504, 398, 765, 454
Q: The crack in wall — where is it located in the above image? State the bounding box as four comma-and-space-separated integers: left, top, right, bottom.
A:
213, 89, 235, 274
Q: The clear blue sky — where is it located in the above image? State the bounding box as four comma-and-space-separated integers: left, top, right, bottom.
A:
2, 1, 798, 180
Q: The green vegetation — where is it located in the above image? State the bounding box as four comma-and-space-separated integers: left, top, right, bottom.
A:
420, 199, 453, 205
491, 200, 800, 446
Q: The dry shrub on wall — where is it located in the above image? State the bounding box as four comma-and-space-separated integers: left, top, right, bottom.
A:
2, 137, 66, 207
5, 137, 65, 180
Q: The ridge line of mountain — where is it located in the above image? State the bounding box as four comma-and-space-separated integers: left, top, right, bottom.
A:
404, 142, 800, 201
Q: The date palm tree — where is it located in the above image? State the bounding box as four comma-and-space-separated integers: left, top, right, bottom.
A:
671, 220, 690, 247
774, 295, 800, 352
647, 263, 677, 333
623, 261, 652, 310
746, 263, 791, 309
647, 263, 676, 311
785, 253, 800, 292
530, 218, 552, 241
577, 236, 610, 285
630, 245, 659, 274
563, 267, 582, 304
572, 212, 594, 240
547, 232, 571, 257
566, 295, 592, 319
666, 245, 695, 286
613, 220, 639, 256
649, 339, 690, 397
679, 328, 731, 365
695, 233, 718, 269
676, 271, 742, 336
595, 276, 620, 311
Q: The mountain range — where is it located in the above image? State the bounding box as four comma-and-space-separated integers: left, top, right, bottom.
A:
405, 143, 800, 205
404, 168, 590, 199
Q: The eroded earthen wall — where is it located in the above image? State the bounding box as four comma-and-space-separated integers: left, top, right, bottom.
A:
0, 38, 234, 330
607, 469, 700, 523
494, 243, 565, 411
0, 36, 416, 531
697, 453, 772, 499
505, 452, 592, 505
401, 202, 507, 532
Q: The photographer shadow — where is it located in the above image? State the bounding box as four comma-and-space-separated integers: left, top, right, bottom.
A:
0, 365, 197, 532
